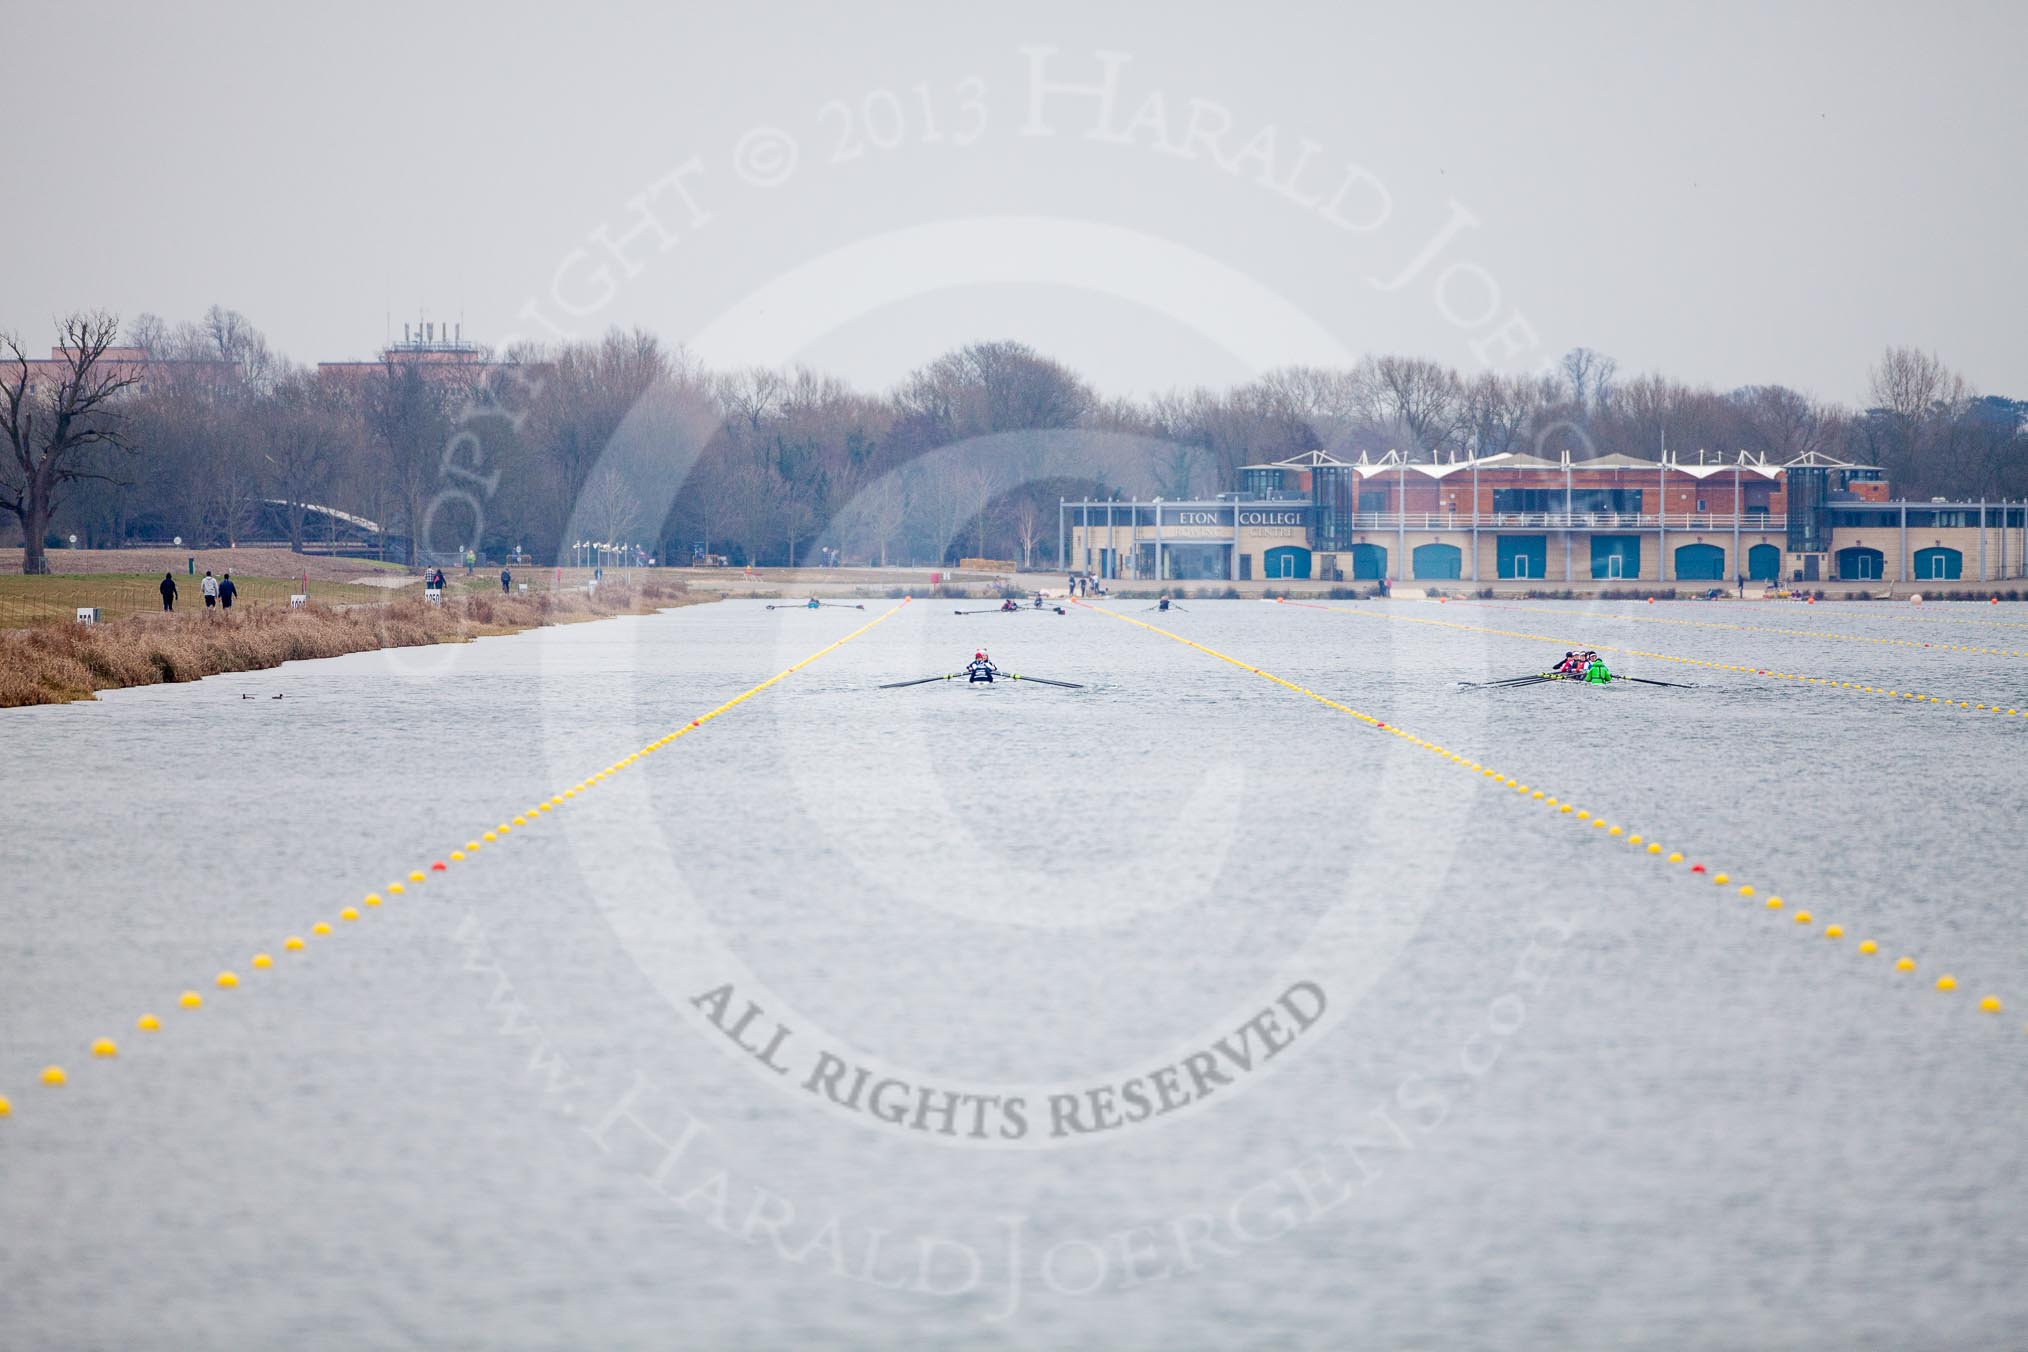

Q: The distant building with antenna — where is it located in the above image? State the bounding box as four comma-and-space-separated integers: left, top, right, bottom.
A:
315, 317, 503, 387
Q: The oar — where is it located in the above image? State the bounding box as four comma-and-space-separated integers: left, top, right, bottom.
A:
1621, 676, 1697, 689
1458, 673, 1555, 688
1004, 673, 1083, 689
953, 607, 1017, 615
879, 674, 959, 689
820, 602, 866, 610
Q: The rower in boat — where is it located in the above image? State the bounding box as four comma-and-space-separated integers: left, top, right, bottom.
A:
1157, 595, 1172, 612
966, 650, 998, 683
806, 597, 821, 609
1000, 598, 1020, 612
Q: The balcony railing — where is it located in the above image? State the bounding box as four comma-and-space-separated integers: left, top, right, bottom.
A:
1341, 512, 1786, 531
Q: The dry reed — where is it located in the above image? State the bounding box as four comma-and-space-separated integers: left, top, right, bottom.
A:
0, 580, 696, 707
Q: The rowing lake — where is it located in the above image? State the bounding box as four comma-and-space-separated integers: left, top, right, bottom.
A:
3, 596, 2026, 1349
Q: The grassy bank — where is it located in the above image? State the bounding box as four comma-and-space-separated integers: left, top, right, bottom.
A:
0, 580, 698, 707
0, 572, 397, 626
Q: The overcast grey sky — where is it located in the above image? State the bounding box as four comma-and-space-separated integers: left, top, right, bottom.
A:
7, 0, 2022, 404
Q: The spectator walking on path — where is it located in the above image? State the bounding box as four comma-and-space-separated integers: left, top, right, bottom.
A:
201, 570, 219, 608
219, 573, 237, 610
159, 572, 178, 612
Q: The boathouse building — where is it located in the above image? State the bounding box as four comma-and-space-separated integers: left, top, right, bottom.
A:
1062, 450, 2027, 586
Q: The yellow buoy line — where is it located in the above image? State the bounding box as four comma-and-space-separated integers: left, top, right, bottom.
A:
1283, 600, 2028, 719
1448, 598, 2028, 658
0, 600, 909, 1121
1078, 601, 2014, 1030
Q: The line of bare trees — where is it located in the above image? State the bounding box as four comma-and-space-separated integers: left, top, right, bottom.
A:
4, 307, 2022, 573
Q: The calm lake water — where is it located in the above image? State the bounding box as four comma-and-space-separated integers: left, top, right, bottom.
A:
3, 595, 2026, 1350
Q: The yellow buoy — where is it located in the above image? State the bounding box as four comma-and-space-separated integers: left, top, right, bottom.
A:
388, 883, 404, 895
92, 1038, 117, 1058
1647, 843, 1663, 854
1738, 885, 1755, 897
1766, 898, 1783, 910
1608, 826, 1623, 836
1857, 939, 1876, 953
1668, 853, 1684, 864
1936, 975, 1958, 992
340, 908, 360, 922
137, 1014, 161, 1031
1713, 873, 1730, 885
252, 953, 273, 969
483, 832, 498, 842
0, 1095, 11, 1118
179, 991, 203, 1009
1825, 926, 1844, 939
513, 816, 528, 826
284, 935, 304, 951
312, 922, 331, 936
364, 893, 382, 907
216, 971, 239, 989
450, 851, 465, 862
1895, 957, 1917, 972
1979, 996, 2003, 1013
466, 840, 481, 850
1795, 912, 1813, 924
408, 871, 425, 883
1575, 810, 1590, 820
41, 1066, 65, 1087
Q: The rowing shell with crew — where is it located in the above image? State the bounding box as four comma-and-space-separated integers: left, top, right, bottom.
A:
879, 649, 1084, 690
1458, 650, 1695, 690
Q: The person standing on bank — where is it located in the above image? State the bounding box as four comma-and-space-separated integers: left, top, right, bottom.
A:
159, 572, 178, 611
201, 570, 219, 608
500, 566, 512, 594
218, 573, 237, 610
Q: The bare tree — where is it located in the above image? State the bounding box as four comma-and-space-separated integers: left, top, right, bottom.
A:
1731, 385, 1837, 462
579, 465, 645, 544
845, 475, 909, 566
1360, 355, 1467, 457
1866, 346, 1972, 493
361, 361, 453, 564
1, 313, 142, 573
1011, 494, 1045, 568
1559, 347, 1618, 413
261, 371, 351, 551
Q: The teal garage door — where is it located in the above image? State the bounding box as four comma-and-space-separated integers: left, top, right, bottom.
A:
1914, 546, 1962, 580
1748, 542, 1781, 582
1590, 535, 1641, 580
1674, 543, 1725, 580
1413, 542, 1462, 579
1263, 546, 1312, 579
1497, 535, 1547, 579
